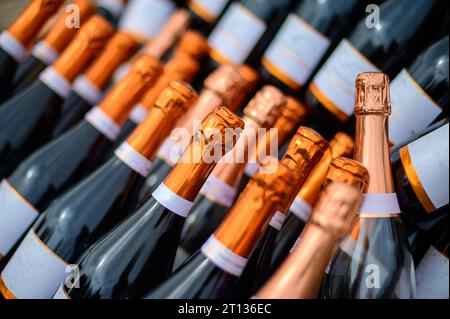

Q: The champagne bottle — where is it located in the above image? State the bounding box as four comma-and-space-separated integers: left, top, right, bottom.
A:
187, 0, 231, 35
260, 0, 363, 95
0, 81, 197, 299
305, 0, 445, 139
325, 72, 416, 299
51, 32, 140, 138
145, 153, 307, 299
56, 107, 244, 299
97, 0, 127, 24
231, 126, 329, 297
136, 64, 251, 202
205, 0, 294, 72
12, 0, 96, 94
0, 0, 64, 102
174, 86, 287, 265
0, 16, 114, 179
117, 0, 178, 43
238, 97, 309, 193
0, 56, 162, 264
256, 182, 363, 299
117, 39, 207, 142
389, 36, 449, 147
269, 133, 354, 272
391, 122, 449, 259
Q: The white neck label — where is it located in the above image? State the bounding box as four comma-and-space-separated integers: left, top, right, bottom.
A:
200, 175, 236, 208
289, 196, 313, 223
32, 41, 59, 65
129, 103, 149, 125
201, 235, 247, 277
0, 229, 68, 299
359, 193, 401, 217
0, 180, 39, 257
115, 142, 153, 177
268, 211, 286, 231
39, 67, 72, 99
85, 106, 121, 141
152, 182, 193, 218
0, 31, 27, 62
73, 75, 103, 106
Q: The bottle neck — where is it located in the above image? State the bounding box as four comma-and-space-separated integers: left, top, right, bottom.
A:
355, 114, 395, 194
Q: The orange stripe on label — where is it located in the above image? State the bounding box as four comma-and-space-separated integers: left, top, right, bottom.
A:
210, 48, 232, 65
400, 146, 436, 213
0, 276, 17, 299
262, 56, 301, 90
309, 82, 349, 122
4, 180, 38, 213
31, 229, 69, 266
189, 0, 215, 23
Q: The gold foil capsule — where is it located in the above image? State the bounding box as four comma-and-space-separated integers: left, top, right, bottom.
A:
244, 85, 287, 128
203, 65, 246, 107
325, 157, 370, 192
354, 72, 391, 115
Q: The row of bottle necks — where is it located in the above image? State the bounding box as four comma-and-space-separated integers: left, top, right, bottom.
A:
0, 0, 448, 299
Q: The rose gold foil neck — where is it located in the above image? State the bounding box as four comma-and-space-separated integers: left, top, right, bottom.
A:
310, 182, 362, 240
354, 72, 391, 116
142, 9, 191, 59
326, 157, 370, 192
203, 65, 246, 106
53, 15, 114, 81
8, 0, 64, 46
330, 132, 354, 158
129, 55, 163, 84
43, 0, 95, 52
244, 86, 287, 127
173, 30, 210, 60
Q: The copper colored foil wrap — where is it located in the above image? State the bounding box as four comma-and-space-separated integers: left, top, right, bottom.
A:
127, 81, 197, 159
142, 9, 191, 60
139, 54, 200, 110
228, 65, 260, 112
214, 161, 298, 258
164, 107, 245, 202
325, 157, 370, 192
244, 86, 286, 128
52, 15, 114, 81
295, 132, 354, 208
99, 56, 163, 125
257, 182, 363, 299
83, 32, 138, 89
8, 0, 64, 46
275, 97, 308, 144
277, 127, 329, 212
42, 0, 96, 53
354, 72, 391, 116
172, 30, 210, 61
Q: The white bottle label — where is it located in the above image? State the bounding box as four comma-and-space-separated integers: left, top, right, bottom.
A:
0, 180, 39, 256
263, 14, 330, 89
119, 0, 176, 40
32, 41, 59, 65
0, 230, 68, 299
53, 284, 70, 299
208, 3, 266, 65
201, 235, 247, 277
129, 103, 149, 125
401, 124, 449, 212
85, 106, 121, 141
200, 174, 236, 208
359, 193, 401, 217
415, 246, 449, 299
152, 182, 193, 218
389, 70, 443, 146
115, 142, 153, 177
39, 67, 72, 99
268, 211, 286, 231
289, 196, 313, 223
0, 31, 27, 62
189, 0, 228, 22
310, 39, 380, 120
98, 0, 126, 19
73, 75, 103, 106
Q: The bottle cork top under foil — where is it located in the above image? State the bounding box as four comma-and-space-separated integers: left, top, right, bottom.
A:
354, 72, 391, 116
